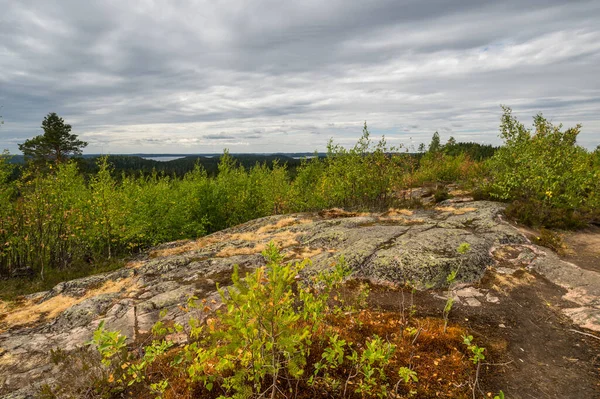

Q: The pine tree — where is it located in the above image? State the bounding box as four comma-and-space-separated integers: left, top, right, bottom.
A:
18, 113, 87, 164
428, 131, 442, 153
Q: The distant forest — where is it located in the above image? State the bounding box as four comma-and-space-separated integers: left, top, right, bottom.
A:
6, 141, 497, 179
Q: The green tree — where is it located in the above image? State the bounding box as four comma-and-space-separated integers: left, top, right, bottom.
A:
18, 113, 87, 164
428, 131, 442, 153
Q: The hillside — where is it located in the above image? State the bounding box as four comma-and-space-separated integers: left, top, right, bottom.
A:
1, 199, 599, 398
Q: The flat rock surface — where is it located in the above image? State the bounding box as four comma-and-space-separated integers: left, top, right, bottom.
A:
1, 200, 599, 398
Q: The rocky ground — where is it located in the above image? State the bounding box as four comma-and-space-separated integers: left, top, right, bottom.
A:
1, 200, 599, 398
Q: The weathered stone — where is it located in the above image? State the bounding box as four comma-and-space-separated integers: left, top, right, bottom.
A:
1, 200, 599, 397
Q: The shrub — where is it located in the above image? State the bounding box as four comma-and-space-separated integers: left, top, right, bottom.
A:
292, 123, 404, 211
183, 243, 350, 397
80, 245, 480, 399
486, 106, 598, 227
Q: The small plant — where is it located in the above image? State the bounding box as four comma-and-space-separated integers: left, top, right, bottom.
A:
182, 242, 351, 398
89, 320, 127, 368
398, 366, 418, 383
397, 367, 418, 397
149, 379, 169, 399
442, 296, 455, 333
443, 242, 471, 332
433, 186, 450, 203
88, 319, 177, 393
347, 335, 396, 398
462, 334, 485, 364
493, 390, 505, 399
309, 333, 348, 391
86, 243, 486, 398
399, 281, 417, 326
533, 228, 566, 255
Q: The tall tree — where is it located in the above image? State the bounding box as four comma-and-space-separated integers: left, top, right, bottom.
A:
428, 131, 442, 153
18, 113, 87, 164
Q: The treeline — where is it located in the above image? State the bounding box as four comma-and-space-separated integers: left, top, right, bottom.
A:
0, 125, 481, 278
6, 145, 497, 181
79, 154, 314, 178
6, 154, 316, 180
0, 109, 598, 280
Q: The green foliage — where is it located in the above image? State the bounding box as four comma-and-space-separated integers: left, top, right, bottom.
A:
4, 162, 89, 278
0, 154, 290, 277
182, 243, 350, 398
18, 113, 88, 165
443, 243, 471, 332
397, 367, 418, 384
443, 141, 497, 161
415, 152, 479, 188
457, 242, 471, 255
292, 123, 405, 211
90, 321, 128, 367
88, 245, 434, 398
486, 106, 599, 227
349, 335, 396, 397
2, 107, 595, 284
532, 228, 566, 254
0, 151, 16, 274
462, 335, 485, 364
428, 132, 442, 154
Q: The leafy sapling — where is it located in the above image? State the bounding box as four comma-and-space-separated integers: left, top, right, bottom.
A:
462, 334, 485, 364
443, 242, 471, 332
396, 367, 418, 397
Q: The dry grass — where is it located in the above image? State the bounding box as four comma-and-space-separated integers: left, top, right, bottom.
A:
227, 232, 259, 241
435, 206, 477, 215
381, 208, 413, 217
318, 208, 366, 219
284, 247, 324, 261
126, 260, 145, 269
0, 351, 15, 367
216, 231, 302, 258
150, 218, 314, 259
488, 271, 535, 292
377, 215, 425, 225
256, 217, 312, 234
0, 278, 136, 332
448, 188, 471, 197
0, 300, 11, 315
216, 244, 268, 257
150, 236, 223, 258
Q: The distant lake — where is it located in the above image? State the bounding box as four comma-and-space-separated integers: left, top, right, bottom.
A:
142, 156, 185, 162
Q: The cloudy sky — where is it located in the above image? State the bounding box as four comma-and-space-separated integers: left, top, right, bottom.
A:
1, 0, 599, 154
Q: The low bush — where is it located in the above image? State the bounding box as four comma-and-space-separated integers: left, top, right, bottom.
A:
485, 106, 599, 228
39, 244, 480, 398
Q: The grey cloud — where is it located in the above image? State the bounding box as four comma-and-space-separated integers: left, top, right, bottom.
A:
0, 0, 599, 154
204, 133, 236, 140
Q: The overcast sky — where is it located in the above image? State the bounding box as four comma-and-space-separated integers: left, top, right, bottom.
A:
1, 0, 599, 154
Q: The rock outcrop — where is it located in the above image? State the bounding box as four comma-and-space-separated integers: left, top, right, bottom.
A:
1, 200, 598, 398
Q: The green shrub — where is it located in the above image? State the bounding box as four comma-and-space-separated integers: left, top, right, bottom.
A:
182, 243, 350, 397
486, 106, 598, 227
292, 123, 404, 211
85, 245, 446, 399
